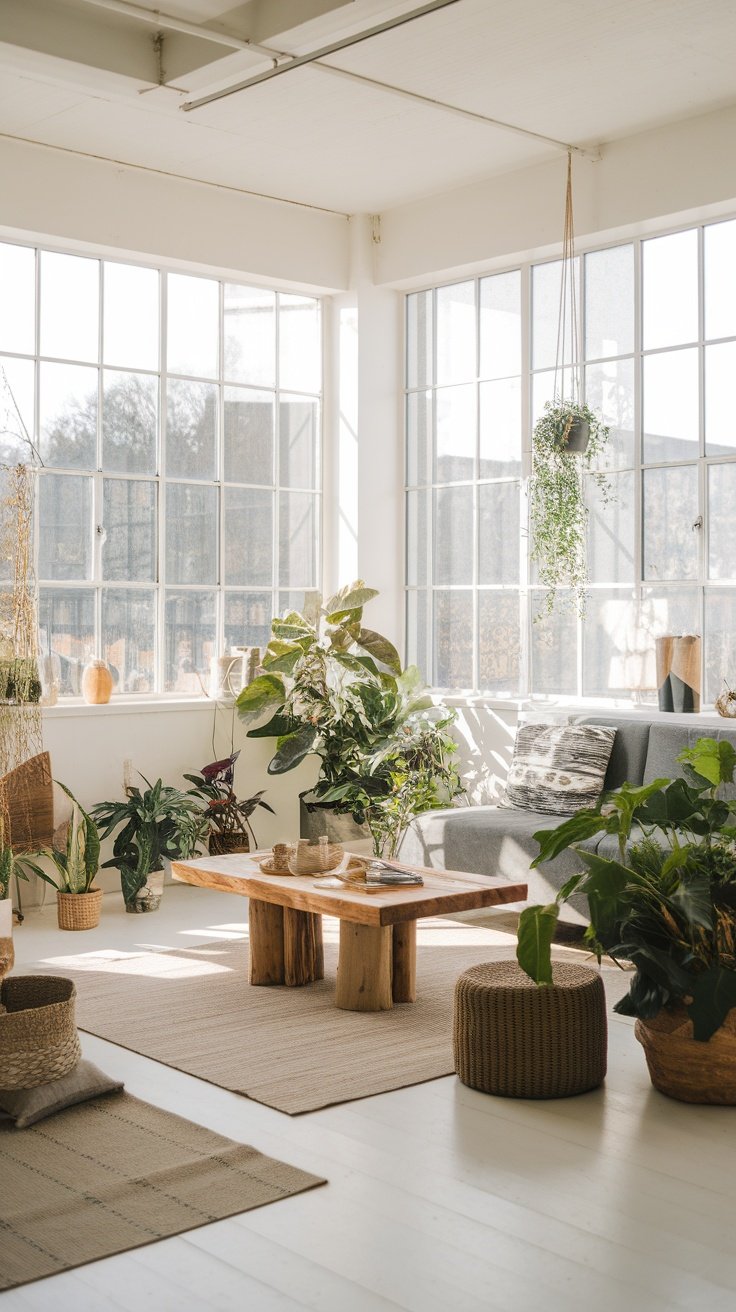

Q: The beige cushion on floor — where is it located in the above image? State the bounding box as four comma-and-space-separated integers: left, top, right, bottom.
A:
0, 1060, 124, 1128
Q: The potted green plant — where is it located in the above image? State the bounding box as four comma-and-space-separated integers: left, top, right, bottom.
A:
516, 736, 736, 1103
184, 750, 274, 855
236, 582, 463, 855
24, 783, 103, 930
92, 776, 208, 913
530, 399, 613, 617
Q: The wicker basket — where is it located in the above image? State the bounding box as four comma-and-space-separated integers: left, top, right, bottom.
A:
208, 832, 250, 857
635, 1006, 736, 1104
288, 837, 344, 875
0, 975, 81, 1089
56, 887, 103, 931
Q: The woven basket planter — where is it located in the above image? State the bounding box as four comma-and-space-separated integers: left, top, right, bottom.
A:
208, 832, 250, 857
56, 887, 103, 931
635, 1006, 736, 1104
453, 959, 607, 1099
0, 975, 81, 1089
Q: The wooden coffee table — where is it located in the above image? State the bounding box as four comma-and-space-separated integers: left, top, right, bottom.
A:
172, 854, 527, 1012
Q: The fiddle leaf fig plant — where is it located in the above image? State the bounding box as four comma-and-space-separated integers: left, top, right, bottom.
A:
530, 399, 613, 617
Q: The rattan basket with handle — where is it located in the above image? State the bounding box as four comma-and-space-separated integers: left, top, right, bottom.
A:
57, 887, 103, 931
0, 975, 81, 1089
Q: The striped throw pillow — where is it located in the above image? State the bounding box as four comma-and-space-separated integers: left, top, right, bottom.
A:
504, 723, 616, 815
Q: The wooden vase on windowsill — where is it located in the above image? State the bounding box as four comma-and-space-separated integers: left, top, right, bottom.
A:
82, 658, 113, 705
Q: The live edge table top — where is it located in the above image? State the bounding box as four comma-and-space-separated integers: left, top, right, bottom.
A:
171, 852, 528, 928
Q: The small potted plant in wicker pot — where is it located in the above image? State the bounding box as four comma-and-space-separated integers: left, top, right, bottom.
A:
516, 737, 736, 1103
25, 784, 103, 930
184, 750, 274, 855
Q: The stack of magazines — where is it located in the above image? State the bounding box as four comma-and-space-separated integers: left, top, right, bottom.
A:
364, 860, 424, 887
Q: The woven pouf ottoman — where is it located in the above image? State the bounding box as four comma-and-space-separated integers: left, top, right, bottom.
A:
453, 960, 607, 1098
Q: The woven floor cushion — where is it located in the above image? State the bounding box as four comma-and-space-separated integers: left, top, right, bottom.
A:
0, 976, 81, 1090
453, 960, 607, 1098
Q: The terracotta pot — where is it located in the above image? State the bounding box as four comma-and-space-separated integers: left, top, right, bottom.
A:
635, 1005, 736, 1104
57, 887, 103, 931
82, 658, 113, 704
0, 894, 13, 980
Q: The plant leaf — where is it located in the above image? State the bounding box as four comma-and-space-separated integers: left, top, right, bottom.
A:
267, 725, 318, 774
353, 628, 402, 675
531, 810, 606, 867
516, 903, 559, 985
235, 673, 286, 725
670, 870, 713, 931
246, 712, 300, 740
687, 966, 736, 1041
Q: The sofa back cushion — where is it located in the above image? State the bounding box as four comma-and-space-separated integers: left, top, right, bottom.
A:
505, 722, 616, 815
643, 723, 736, 800
577, 716, 651, 790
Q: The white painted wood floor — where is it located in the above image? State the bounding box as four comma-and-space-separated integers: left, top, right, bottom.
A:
4, 885, 736, 1312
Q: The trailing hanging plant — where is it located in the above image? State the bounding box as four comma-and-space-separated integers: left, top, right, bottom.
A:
530, 398, 613, 617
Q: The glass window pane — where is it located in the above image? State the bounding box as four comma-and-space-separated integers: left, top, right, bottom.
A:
278, 591, 320, 625
532, 367, 576, 424
279, 295, 320, 393
704, 219, 736, 342
407, 291, 432, 389
102, 479, 157, 582
38, 474, 92, 581
434, 590, 472, 688
532, 259, 580, 371
0, 355, 35, 465
638, 587, 700, 704
40, 251, 99, 363
280, 395, 318, 489
642, 229, 698, 350
224, 387, 273, 485
582, 590, 639, 697
642, 348, 698, 463
0, 242, 35, 355
436, 282, 475, 385
705, 341, 736, 456
406, 390, 431, 486
406, 489, 428, 587
587, 469, 635, 583
224, 592, 273, 651
38, 588, 95, 696
643, 465, 699, 581
166, 379, 217, 481
434, 486, 473, 585
479, 271, 521, 380
584, 244, 634, 360
479, 377, 521, 478
530, 594, 577, 695
224, 284, 275, 387
406, 590, 429, 677
224, 487, 273, 586
164, 590, 216, 693
103, 262, 159, 371
705, 590, 736, 705
39, 362, 97, 469
478, 591, 520, 694
584, 359, 635, 469
479, 483, 519, 584
167, 274, 218, 378
165, 483, 218, 585
279, 492, 317, 587
435, 384, 475, 482
102, 370, 157, 474
708, 463, 736, 580
102, 588, 155, 694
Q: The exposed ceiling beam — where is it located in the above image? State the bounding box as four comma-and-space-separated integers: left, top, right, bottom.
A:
181, 0, 461, 111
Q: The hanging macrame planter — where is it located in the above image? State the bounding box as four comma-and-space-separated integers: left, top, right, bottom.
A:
529, 153, 614, 617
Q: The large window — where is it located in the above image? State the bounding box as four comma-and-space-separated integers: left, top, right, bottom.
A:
0, 242, 322, 696
405, 218, 736, 706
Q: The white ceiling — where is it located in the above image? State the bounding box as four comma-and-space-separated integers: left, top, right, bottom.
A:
1, 0, 735, 214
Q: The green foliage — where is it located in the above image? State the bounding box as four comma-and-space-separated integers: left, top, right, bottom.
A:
0, 823, 32, 901
92, 775, 209, 906
517, 736, 736, 1040
27, 782, 101, 894
529, 399, 613, 617
236, 581, 464, 857
183, 751, 274, 847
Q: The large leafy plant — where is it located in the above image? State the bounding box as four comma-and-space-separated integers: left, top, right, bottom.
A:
236, 582, 463, 856
26, 783, 100, 894
92, 776, 208, 907
530, 399, 612, 617
516, 737, 736, 1041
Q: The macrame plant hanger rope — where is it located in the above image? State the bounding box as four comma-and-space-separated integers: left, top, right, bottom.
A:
553, 151, 582, 407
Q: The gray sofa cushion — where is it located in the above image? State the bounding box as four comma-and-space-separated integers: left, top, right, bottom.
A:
577, 716, 651, 790
643, 722, 736, 801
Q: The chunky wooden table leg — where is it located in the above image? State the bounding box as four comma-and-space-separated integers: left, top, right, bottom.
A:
336, 922, 393, 1012
392, 920, 417, 1003
249, 899, 285, 985
283, 908, 324, 986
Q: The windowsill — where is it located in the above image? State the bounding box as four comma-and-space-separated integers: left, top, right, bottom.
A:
434, 692, 724, 721
42, 696, 216, 718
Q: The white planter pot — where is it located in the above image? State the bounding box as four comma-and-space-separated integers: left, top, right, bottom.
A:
0, 894, 14, 978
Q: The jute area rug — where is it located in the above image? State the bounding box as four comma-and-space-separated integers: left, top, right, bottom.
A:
28, 922, 628, 1115
0, 1091, 324, 1292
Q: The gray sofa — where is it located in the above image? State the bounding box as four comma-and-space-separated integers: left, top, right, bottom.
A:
397, 716, 736, 922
